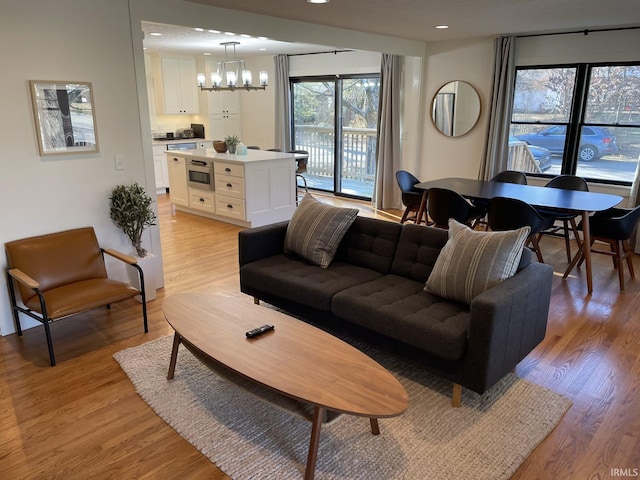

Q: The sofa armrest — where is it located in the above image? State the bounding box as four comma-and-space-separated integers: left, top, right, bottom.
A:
463, 261, 553, 393
238, 221, 289, 267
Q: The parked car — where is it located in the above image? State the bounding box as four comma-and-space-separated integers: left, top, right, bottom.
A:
508, 136, 552, 172
515, 125, 618, 161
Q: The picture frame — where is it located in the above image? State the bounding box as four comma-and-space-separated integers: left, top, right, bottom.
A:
29, 80, 99, 156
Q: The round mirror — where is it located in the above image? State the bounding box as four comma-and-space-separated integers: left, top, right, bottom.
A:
431, 81, 481, 137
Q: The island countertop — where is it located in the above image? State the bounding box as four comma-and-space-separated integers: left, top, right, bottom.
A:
166, 147, 302, 164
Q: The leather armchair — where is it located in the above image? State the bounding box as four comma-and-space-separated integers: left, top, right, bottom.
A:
5, 227, 148, 366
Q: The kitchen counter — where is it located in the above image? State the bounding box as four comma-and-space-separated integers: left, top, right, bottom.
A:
166, 147, 301, 164
153, 138, 210, 145
165, 148, 297, 228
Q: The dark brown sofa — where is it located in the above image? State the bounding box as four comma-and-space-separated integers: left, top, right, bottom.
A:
239, 216, 553, 405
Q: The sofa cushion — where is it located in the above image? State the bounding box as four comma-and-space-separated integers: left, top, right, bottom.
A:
240, 254, 383, 312
284, 194, 359, 268
334, 217, 403, 274
425, 219, 530, 305
332, 275, 470, 361
390, 224, 449, 282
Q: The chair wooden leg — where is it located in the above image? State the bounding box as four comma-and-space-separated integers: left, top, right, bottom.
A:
609, 240, 625, 292
624, 240, 635, 278
530, 234, 545, 263
562, 220, 572, 263
400, 206, 411, 224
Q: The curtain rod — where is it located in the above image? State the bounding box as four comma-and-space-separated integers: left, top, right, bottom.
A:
287, 49, 353, 57
517, 25, 640, 39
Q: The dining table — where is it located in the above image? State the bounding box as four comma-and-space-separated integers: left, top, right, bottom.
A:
414, 177, 624, 294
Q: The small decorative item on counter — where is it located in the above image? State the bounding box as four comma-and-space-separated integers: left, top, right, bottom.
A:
224, 134, 241, 154
213, 140, 228, 153
236, 142, 248, 155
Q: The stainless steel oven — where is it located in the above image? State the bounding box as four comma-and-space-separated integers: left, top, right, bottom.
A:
187, 159, 214, 190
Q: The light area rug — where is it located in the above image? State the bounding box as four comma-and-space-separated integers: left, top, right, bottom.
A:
114, 335, 571, 480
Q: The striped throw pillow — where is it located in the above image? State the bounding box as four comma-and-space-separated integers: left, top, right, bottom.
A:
284, 194, 359, 268
425, 219, 530, 304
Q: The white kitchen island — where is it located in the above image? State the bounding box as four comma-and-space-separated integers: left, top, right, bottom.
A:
166, 148, 297, 228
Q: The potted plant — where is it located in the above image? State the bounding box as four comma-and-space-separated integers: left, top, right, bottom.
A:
224, 134, 241, 154
109, 182, 157, 257
109, 182, 158, 301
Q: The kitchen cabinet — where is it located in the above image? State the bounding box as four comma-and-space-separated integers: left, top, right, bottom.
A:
161, 56, 199, 114
166, 154, 189, 206
152, 144, 169, 193
189, 188, 215, 214
210, 113, 242, 140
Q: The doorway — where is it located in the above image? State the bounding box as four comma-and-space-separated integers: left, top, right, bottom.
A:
291, 75, 380, 199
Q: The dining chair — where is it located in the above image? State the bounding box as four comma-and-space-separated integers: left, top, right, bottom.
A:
474, 170, 529, 229
395, 170, 427, 224
539, 174, 589, 262
427, 187, 486, 229
564, 206, 640, 292
289, 149, 309, 204
488, 196, 555, 263
491, 170, 528, 185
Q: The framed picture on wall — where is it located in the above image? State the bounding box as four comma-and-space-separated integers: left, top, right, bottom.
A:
29, 80, 99, 156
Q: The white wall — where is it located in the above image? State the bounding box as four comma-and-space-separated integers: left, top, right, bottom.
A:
0, 0, 162, 335
417, 39, 495, 182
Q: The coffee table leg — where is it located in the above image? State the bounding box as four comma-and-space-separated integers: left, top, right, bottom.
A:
305, 406, 324, 480
370, 418, 380, 435
167, 332, 182, 380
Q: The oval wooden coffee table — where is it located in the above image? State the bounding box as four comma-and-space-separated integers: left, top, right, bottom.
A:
163, 293, 408, 480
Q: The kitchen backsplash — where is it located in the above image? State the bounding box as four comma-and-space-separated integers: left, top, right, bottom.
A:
150, 113, 207, 138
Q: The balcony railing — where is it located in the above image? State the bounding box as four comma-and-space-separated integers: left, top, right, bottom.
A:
293, 125, 377, 196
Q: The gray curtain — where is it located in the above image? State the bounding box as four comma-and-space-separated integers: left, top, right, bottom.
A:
274, 54, 291, 150
479, 36, 516, 181
374, 54, 401, 209
627, 160, 640, 250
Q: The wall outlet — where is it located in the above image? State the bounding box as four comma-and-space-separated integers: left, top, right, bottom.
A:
114, 154, 125, 170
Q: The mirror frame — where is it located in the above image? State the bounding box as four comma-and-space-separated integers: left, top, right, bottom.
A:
430, 80, 481, 138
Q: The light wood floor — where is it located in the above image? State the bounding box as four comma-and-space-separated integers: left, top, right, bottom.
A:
1, 193, 639, 479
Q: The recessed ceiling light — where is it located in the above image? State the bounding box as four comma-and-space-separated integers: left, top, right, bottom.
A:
435, 25, 449, 29
224, 31, 235, 36
307, 0, 330, 3
195, 28, 204, 32
257, 36, 269, 40
241, 34, 252, 38
208, 29, 221, 34
149, 32, 162, 36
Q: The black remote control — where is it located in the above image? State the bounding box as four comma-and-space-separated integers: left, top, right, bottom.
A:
245, 324, 275, 338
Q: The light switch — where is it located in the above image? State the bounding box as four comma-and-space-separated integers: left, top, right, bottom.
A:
114, 154, 125, 170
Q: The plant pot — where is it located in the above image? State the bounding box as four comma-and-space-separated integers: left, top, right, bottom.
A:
228, 145, 237, 154
213, 141, 228, 153
127, 253, 158, 302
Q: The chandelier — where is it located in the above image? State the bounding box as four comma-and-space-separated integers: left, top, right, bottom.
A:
197, 41, 268, 92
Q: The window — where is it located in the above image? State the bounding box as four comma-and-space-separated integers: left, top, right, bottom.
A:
509, 63, 640, 184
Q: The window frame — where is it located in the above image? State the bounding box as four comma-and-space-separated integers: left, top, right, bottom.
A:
510, 61, 640, 186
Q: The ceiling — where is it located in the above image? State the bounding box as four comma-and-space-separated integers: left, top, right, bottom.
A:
143, 0, 640, 57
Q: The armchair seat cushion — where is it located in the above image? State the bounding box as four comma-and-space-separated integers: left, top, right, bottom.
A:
332, 275, 470, 361
240, 254, 382, 312
24, 279, 139, 319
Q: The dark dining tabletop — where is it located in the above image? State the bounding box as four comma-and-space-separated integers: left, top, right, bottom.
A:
414, 177, 622, 213
413, 177, 624, 294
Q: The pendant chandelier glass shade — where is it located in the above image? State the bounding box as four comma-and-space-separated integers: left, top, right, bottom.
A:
198, 42, 268, 92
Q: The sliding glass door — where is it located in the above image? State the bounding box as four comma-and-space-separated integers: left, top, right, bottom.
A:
291, 75, 380, 199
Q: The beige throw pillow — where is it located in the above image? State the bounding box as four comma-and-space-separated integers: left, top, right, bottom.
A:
284, 193, 359, 268
425, 219, 530, 304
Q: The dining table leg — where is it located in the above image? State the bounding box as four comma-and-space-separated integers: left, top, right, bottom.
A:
581, 211, 593, 294
564, 211, 593, 294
